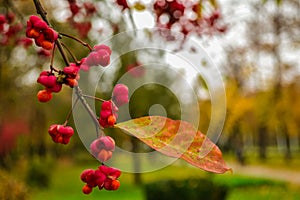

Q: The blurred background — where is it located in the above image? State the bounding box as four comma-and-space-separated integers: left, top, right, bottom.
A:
0, 0, 300, 199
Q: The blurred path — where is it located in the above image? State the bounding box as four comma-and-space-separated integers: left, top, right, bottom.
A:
229, 163, 300, 185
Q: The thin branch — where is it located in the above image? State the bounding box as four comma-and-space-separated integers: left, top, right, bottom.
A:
50, 43, 59, 72
82, 94, 106, 102
63, 96, 80, 126
60, 32, 93, 51
56, 40, 70, 66
128, 9, 137, 32
75, 86, 103, 137
33, 0, 50, 25
61, 42, 79, 64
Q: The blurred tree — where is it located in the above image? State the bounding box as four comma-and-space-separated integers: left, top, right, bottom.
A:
222, 0, 300, 161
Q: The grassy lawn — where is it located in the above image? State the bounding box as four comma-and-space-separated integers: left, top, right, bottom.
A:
29, 158, 300, 200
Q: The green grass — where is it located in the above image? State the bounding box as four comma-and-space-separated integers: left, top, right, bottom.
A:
29, 158, 300, 200
227, 186, 300, 200
30, 159, 144, 200
224, 149, 300, 171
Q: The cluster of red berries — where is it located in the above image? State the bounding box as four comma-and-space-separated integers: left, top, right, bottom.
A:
81, 165, 121, 194
154, 0, 185, 28
36, 64, 79, 103
81, 44, 112, 71
98, 84, 129, 128
26, 15, 58, 50
67, 0, 97, 38
36, 43, 112, 103
0, 12, 30, 47
48, 124, 74, 144
98, 101, 118, 128
90, 136, 115, 162
153, 0, 226, 37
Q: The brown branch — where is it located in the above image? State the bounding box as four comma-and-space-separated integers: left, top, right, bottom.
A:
61, 42, 79, 64
60, 33, 93, 51
75, 86, 103, 137
32, 0, 101, 137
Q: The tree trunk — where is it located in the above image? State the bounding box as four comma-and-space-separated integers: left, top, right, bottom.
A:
284, 129, 291, 160
232, 125, 245, 165
258, 125, 267, 160
131, 137, 142, 185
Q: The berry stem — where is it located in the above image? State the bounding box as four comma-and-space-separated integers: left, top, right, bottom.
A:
61, 42, 79, 64
63, 96, 80, 126
56, 40, 70, 66
33, 0, 50, 25
60, 32, 93, 51
82, 94, 106, 102
50, 43, 59, 73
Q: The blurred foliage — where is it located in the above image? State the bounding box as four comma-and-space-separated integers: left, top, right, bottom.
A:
144, 178, 228, 200
25, 155, 54, 188
0, 169, 29, 200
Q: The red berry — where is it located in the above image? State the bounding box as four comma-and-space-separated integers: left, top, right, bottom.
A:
97, 149, 113, 163
90, 136, 115, 162
26, 15, 58, 50
79, 58, 90, 71
66, 78, 78, 88
37, 90, 52, 102
48, 124, 58, 135
99, 165, 121, 180
57, 125, 74, 137
48, 124, 74, 144
47, 83, 62, 93
99, 101, 118, 128
37, 71, 57, 88
93, 44, 112, 55
100, 136, 115, 151
80, 169, 94, 182
108, 180, 120, 190
112, 84, 129, 107
107, 115, 116, 126
64, 63, 80, 77
82, 184, 93, 194
86, 49, 110, 67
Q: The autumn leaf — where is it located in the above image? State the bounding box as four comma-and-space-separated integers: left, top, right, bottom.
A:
115, 116, 231, 174
133, 2, 146, 11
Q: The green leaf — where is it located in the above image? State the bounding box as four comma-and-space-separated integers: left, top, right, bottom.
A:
116, 116, 231, 174
276, 0, 282, 6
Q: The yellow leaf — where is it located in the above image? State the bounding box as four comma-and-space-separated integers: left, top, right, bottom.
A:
133, 2, 146, 11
